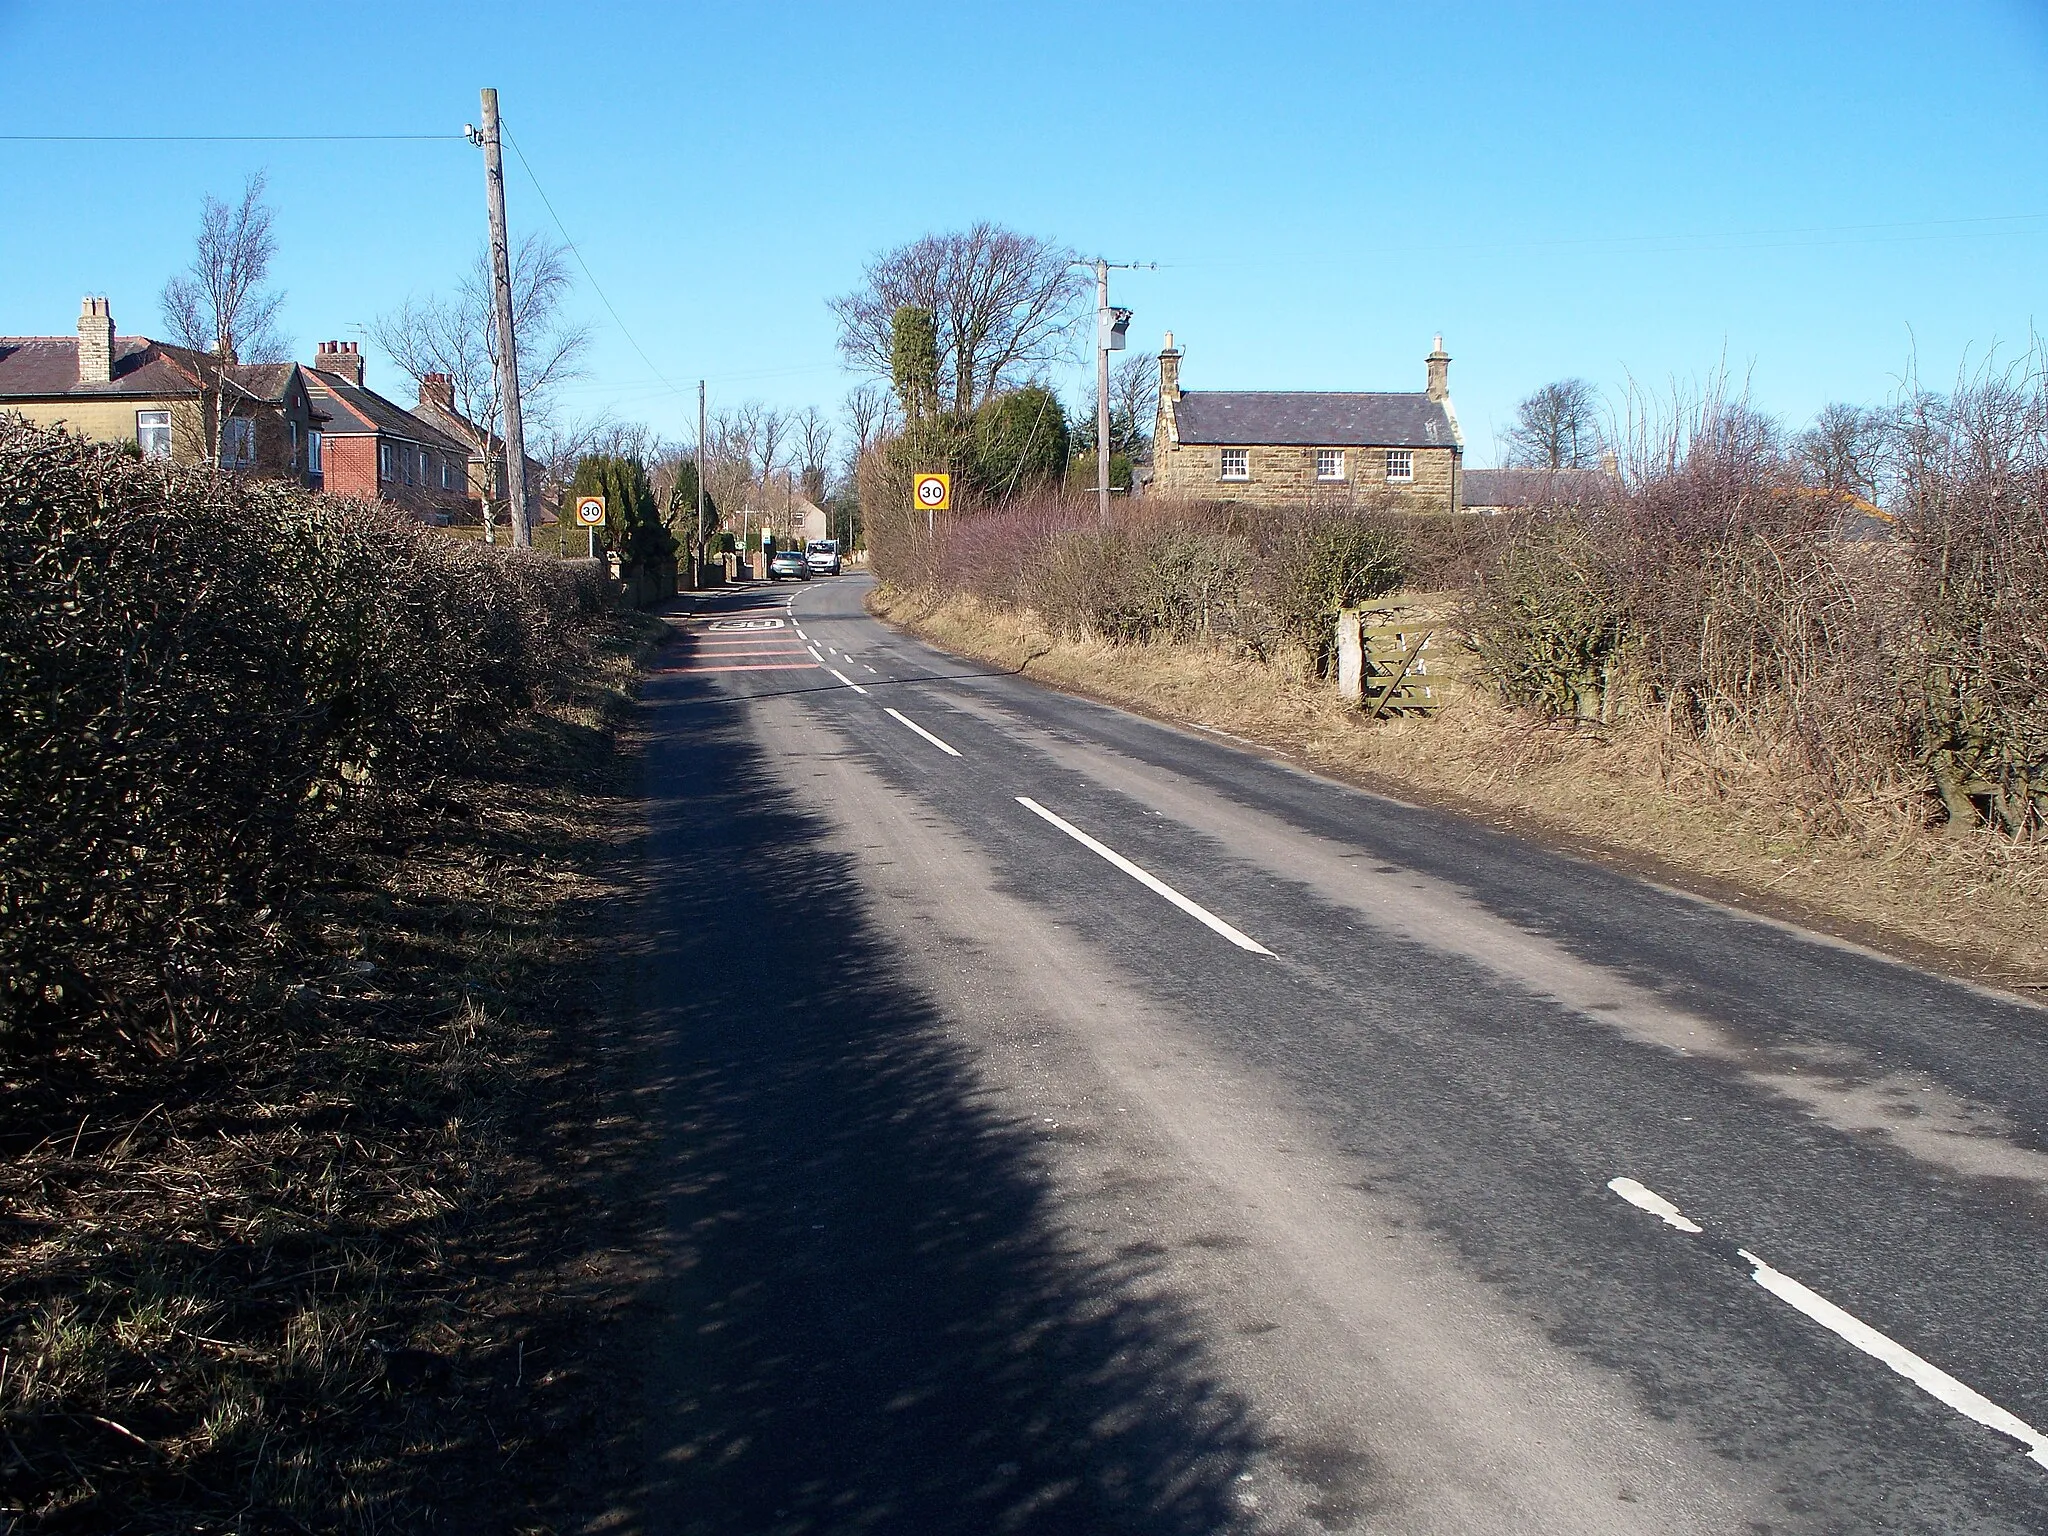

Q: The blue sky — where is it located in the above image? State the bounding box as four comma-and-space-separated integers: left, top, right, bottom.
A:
3, 0, 2044, 464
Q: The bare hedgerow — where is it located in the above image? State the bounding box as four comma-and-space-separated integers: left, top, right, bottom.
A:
0, 417, 609, 1056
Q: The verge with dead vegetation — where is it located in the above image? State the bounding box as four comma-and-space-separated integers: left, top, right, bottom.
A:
872, 584, 2047, 992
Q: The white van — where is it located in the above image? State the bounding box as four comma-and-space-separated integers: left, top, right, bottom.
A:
806, 539, 841, 576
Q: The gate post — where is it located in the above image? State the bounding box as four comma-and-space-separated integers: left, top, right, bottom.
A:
1336, 608, 1364, 703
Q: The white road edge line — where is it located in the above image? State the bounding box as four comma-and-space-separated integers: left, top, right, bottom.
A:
1014, 797, 1274, 956
884, 707, 962, 757
1607, 1177, 2048, 1470
827, 668, 869, 695
807, 645, 824, 661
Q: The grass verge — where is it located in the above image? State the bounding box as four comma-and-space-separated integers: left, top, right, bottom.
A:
0, 609, 669, 1535
872, 585, 2048, 994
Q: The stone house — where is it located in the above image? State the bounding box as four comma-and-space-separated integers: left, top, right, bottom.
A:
302, 343, 475, 523
1151, 334, 1465, 513
0, 296, 322, 482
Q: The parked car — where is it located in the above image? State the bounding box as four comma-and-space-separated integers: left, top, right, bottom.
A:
806, 539, 842, 576
767, 547, 812, 580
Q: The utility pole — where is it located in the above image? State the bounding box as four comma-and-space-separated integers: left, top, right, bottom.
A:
696, 380, 708, 585
477, 89, 531, 548
1096, 258, 1111, 524
1088, 260, 1143, 523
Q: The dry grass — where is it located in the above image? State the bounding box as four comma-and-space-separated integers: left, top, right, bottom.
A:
874, 586, 2048, 991
0, 611, 669, 1534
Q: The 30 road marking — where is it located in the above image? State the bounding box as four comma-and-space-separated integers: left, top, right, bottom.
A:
1608, 1177, 2048, 1470
1014, 797, 1273, 956
827, 668, 869, 695
885, 707, 961, 757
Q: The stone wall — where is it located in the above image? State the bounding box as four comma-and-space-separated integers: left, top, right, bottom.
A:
1152, 437, 1460, 515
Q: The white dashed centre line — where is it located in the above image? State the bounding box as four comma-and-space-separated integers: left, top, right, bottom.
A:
884, 707, 962, 757
807, 645, 824, 661
1608, 1177, 2048, 1470
1014, 797, 1274, 956
827, 668, 869, 695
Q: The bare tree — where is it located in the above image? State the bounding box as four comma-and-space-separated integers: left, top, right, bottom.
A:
829, 224, 1087, 415
1079, 352, 1159, 459
370, 234, 590, 534
1502, 379, 1605, 469
1794, 402, 1887, 500
842, 382, 899, 462
160, 171, 288, 365
794, 406, 834, 504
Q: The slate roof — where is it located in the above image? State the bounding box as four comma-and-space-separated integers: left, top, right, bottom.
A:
304, 368, 469, 453
0, 336, 208, 398
1172, 390, 1458, 448
1462, 467, 1620, 509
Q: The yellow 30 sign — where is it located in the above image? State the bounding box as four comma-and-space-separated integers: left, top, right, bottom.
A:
913, 472, 951, 512
574, 495, 607, 527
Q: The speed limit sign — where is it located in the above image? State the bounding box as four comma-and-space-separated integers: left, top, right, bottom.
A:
575, 495, 607, 527
913, 472, 951, 512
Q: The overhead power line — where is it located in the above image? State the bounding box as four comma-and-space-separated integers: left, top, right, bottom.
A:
0, 133, 459, 142
501, 125, 682, 400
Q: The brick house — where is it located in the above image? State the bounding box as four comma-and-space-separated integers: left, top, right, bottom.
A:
407, 371, 555, 532
1151, 334, 1465, 513
0, 296, 321, 482
303, 342, 474, 523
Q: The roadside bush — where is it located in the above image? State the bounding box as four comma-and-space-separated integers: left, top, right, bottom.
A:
0, 418, 609, 1055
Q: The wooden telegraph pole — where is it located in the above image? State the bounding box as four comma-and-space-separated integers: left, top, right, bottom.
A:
478, 89, 531, 548
1096, 258, 1111, 523
696, 380, 708, 584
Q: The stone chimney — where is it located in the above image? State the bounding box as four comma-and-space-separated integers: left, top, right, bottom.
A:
314, 340, 364, 387
1426, 335, 1451, 403
1158, 331, 1182, 402
418, 372, 455, 412
77, 297, 115, 385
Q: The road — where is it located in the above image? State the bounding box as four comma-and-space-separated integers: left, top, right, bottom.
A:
610, 572, 2048, 1535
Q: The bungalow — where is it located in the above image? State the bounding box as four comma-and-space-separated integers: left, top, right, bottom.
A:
1151, 334, 1465, 514
0, 296, 321, 482
302, 342, 474, 524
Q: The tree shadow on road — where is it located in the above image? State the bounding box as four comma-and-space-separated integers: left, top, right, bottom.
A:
603, 672, 1263, 1535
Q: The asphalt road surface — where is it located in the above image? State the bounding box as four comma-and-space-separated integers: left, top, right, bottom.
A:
610, 572, 2048, 1535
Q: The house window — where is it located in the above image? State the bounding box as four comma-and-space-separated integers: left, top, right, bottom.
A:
379, 441, 396, 481
308, 430, 323, 475
1385, 449, 1414, 483
136, 410, 172, 460
1219, 447, 1250, 481
289, 419, 300, 469
1316, 449, 1346, 481
220, 417, 255, 467
442, 458, 459, 489
417, 448, 428, 485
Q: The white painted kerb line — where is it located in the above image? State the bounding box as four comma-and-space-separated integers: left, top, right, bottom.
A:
827, 667, 869, 695
1607, 1177, 2048, 1470
1015, 797, 1274, 956
884, 707, 961, 757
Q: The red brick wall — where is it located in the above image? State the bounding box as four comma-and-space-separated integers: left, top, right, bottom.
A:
320, 434, 379, 499
316, 435, 471, 521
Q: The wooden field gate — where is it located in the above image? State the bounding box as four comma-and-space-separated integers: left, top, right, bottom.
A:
1335, 610, 1442, 717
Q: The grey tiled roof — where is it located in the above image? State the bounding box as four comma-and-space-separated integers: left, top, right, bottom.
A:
304, 368, 469, 453
1462, 467, 1620, 509
0, 336, 206, 398
1172, 391, 1457, 448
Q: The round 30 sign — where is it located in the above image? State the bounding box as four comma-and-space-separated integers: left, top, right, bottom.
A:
913, 472, 951, 511
575, 495, 607, 527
